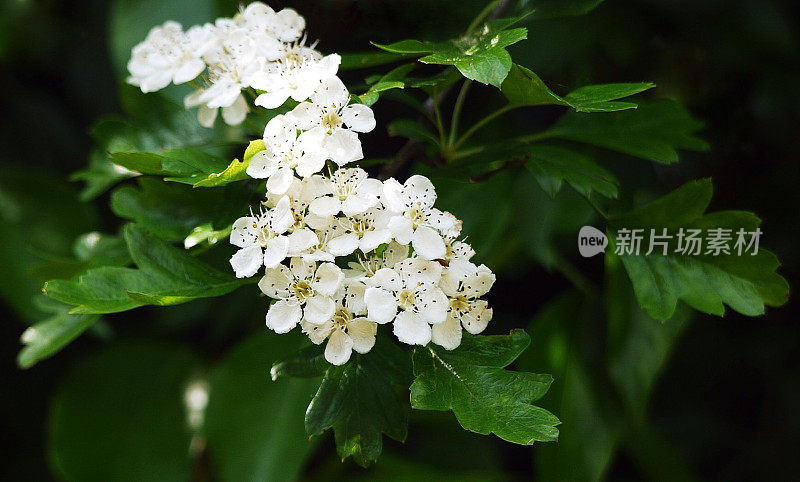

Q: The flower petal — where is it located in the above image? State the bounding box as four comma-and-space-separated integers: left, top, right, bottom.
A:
221, 94, 249, 125
230, 216, 259, 248
327, 233, 359, 257
246, 150, 280, 179
411, 225, 446, 260
388, 215, 413, 245
341, 193, 377, 217
462, 300, 492, 335
393, 310, 431, 346
303, 295, 335, 324
403, 175, 437, 209
341, 103, 376, 133
269, 196, 293, 234
313, 262, 344, 296
258, 264, 293, 298
325, 329, 354, 366
230, 245, 263, 278
265, 299, 302, 334
431, 316, 462, 350
396, 257, 442, 286
287, 228, 319, 256
263, 236, 289, 268
348, 319, 377, 354
301, 319, 333, 344
323, 129, 362, 165
266, 166, 295, 195
359, 228, 392, 253
309, 195, 341, 217
285, 102, 323, 130
414, 286, 449, 325
364, 287, 397, 324
312, 76, 350, 111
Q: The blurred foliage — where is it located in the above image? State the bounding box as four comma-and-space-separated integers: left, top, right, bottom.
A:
1, 0, 798, 480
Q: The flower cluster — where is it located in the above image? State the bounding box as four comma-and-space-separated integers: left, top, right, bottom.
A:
129, 2, 496, 366
127, 2, 340, 128
231, 170, 495, 365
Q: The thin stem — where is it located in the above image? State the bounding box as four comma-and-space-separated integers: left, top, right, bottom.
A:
466, 0, 502, 34
454, 104, 517, 149
449, 79, 472, 145
433, 90, 447, 147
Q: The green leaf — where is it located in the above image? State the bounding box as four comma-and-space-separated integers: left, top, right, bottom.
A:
274, 335, 412, 467
48, 341, 202, 481
501, 64, 567, 107
608, 179, 789, 320
193, 139, 265, 187
43, 224, 248, 314
205, 331, 319, 482
110, 148, 229, 184
546, 99, 710, 163
411, 330, 560, 445
387, 118, 440, 146
564, 82, 655, 112
519, 144, 619, 198
339, 51, 404, 70
17, 306, 100, 369
373, 17, 530, 87
501, 64, 654, 112
73, 85, 228, 199
110, 178, 248, 242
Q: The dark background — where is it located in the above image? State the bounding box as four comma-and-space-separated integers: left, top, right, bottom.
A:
1, 0, 798, 480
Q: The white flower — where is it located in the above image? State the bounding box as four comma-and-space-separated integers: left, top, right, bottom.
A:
250, 50, 341, 109
382, 175, 456, 260
343, 241, 408, 281
431, 259, 495, 350
363, 257, 449, 345
229, 196, 295, 277
301, 283, 377, 365
438, 212, 475, 262
286, 76, 376, 165
259, 258, 344, 334
127, 21, 213, 93
246, 115, 328, 192
241, 2, 306, 45
184, 90, 249, 128
309, 167, 382, 217
326, 207, 394, 257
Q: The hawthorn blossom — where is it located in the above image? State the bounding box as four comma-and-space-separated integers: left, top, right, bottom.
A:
184, 90, 249, 128
439, 212, 476, 262
343, 241, 409, 282
286, 76, 376, 164
431, 259, 496, 350
259, 258, 344, 333
241, 2, 306, 45
301, 283, 377, 365
326, 207, 394, 256
246, 115, 328, 193
363, 257, 449, 345
128, 21, 215, 93
308, 167, 382, 217
382, 175, 456, 260
250, 50, 341, 109
229, 196, 293, 277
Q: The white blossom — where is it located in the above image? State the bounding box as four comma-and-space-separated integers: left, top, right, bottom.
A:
301, 283, 377, 365
382, 175, 456, 260
127, 21, 214, 93
286, 76, 376, 165
308, 167, 382, 217
259, 258, 344, 333
246, 115, 328, 192
431, 259, 495, 350
250, 49, 341, 109
229, 196, 297, 277
363, 257, 449, 345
